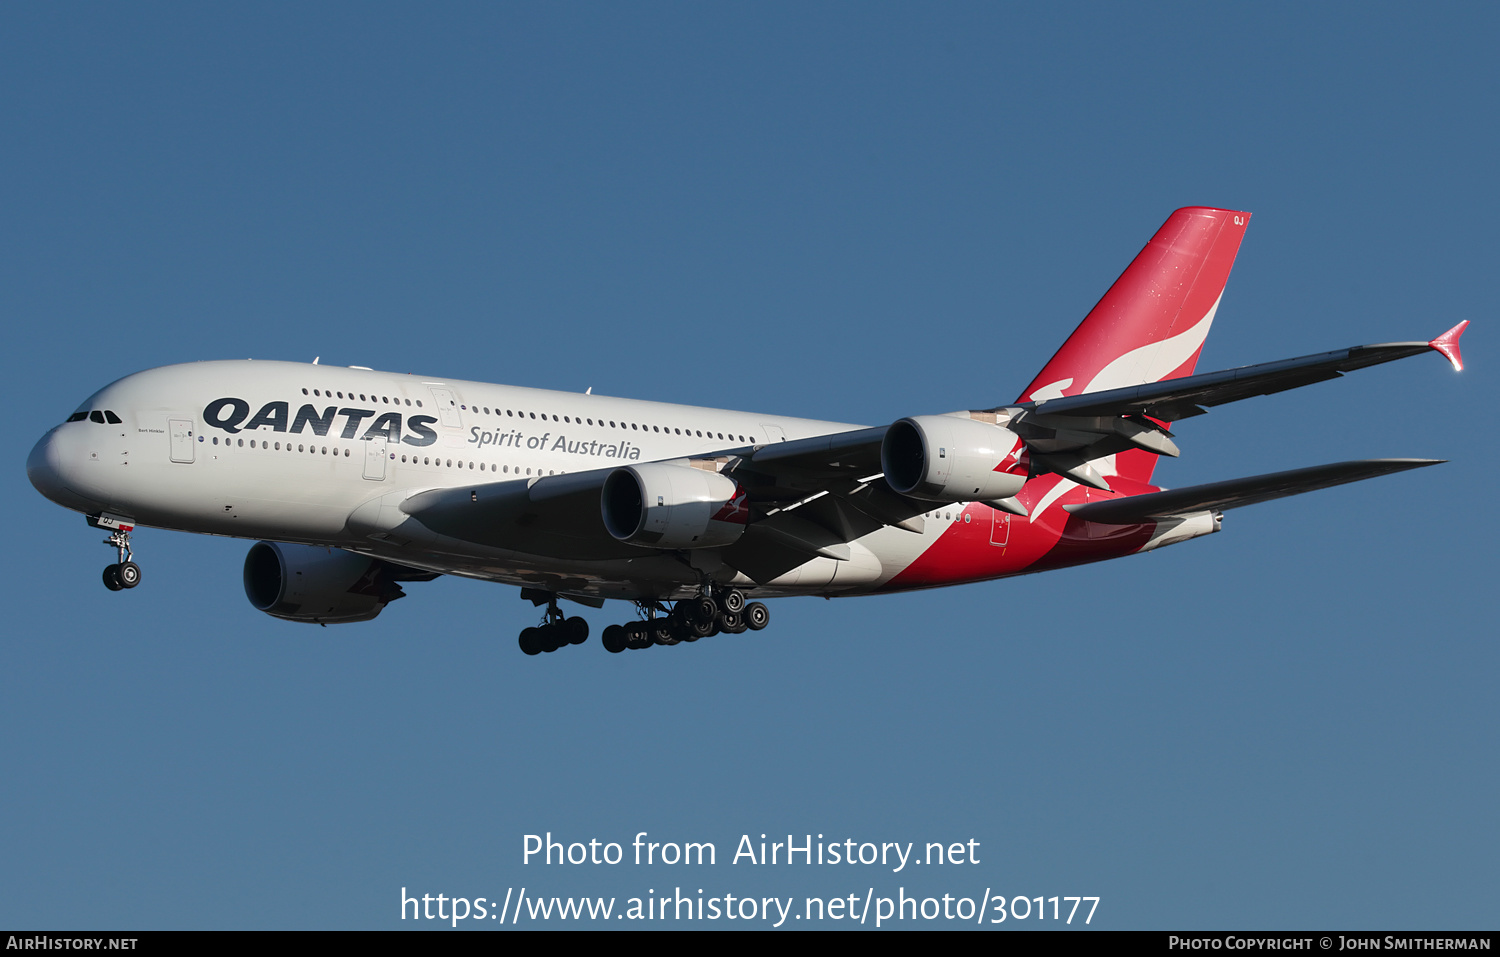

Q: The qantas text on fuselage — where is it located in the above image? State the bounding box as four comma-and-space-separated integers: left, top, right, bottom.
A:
27, 208, 1467, 655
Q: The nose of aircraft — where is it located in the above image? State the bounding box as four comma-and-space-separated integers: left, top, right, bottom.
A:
28, 428, 66, 501
28, 427, 89, 510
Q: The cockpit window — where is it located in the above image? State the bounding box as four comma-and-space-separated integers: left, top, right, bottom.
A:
67, 411, 88, 423
89, 411, 106, 423
104, 410, 122, 424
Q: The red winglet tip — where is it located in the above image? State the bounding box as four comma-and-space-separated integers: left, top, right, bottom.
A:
1429, 320, 1468, 371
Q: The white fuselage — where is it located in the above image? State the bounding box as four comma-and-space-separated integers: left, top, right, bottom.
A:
28, 360, 948, 600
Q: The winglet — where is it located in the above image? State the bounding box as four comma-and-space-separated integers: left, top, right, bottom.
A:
1429, 320, 1468, 371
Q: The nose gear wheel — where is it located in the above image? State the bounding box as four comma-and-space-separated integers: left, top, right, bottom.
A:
100, 529, 141, 591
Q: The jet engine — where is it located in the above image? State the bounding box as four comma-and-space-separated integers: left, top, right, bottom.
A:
881, 415, 1029, 503
243, 541, 405, 624
601, 462, 748, 549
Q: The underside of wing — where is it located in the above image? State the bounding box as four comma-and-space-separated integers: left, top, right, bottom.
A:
1064, 458, 1443, 525
718, 428, 949, 582
393, 468, 641, 559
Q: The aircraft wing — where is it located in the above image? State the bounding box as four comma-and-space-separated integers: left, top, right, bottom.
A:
1063, 458, 1442, 525
395, 469, 642, 560
1001, 321, 1468, 423
715, 427, 946, 583
736, 426, 887, 485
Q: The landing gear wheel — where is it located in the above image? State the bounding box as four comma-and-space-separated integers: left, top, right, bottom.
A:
625, 622, 652, 650
542, 625, 567, 653
564, 616, 589, 645
100, 529, 137, 592
650, 620, 676, 645
519, 627, 543, 656
602, 624, 627, 654
689, 596, 718, 625
745, 601, 770, 631
721, 589, 746, 614
719, 611, 747, 634
689, 617, 715, 639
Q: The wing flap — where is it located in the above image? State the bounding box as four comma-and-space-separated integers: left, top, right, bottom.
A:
1064, 458, 1443, 525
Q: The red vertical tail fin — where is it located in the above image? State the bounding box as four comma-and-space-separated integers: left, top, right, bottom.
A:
1018, 207, 1251, 485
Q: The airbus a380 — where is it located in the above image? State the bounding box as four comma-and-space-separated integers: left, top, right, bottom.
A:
28, 208, 1467, 655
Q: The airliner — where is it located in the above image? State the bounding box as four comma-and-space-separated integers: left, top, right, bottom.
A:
27, 208, 1467, 655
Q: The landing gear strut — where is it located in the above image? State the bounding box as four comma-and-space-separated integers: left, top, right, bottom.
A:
601, 588, 770, 653
101, 529, 141, 591
518, 594, 589, 656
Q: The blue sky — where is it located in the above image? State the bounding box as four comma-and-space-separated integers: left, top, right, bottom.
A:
2, 3, 1494, 929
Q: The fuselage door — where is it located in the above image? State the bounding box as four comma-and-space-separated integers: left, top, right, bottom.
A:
991, 512, 1011, 546
168, 418, 195, 463
429, 388, 463, 429
363, 436, 388, 481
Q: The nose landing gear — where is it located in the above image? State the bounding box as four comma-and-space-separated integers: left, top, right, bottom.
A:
101, 529, 141, 591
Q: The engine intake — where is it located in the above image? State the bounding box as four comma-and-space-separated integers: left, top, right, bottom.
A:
881, 415, 1028, 503
243, 541, 401, 624
602, 462, 748, 549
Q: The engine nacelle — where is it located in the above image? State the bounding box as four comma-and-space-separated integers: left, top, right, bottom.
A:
881, 415, 1028, 503
243, 541, 395, 624
601, 462, 748, 549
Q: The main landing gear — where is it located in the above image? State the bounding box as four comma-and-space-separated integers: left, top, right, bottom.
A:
600, 588, 769, 654
518, 594, 589, 656
101, 529, 141, 592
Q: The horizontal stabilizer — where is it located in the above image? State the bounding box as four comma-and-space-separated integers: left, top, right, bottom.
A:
1064, 458, 1443, 525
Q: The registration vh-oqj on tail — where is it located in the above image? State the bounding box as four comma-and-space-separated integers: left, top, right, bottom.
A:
28, 207, 1467, 654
